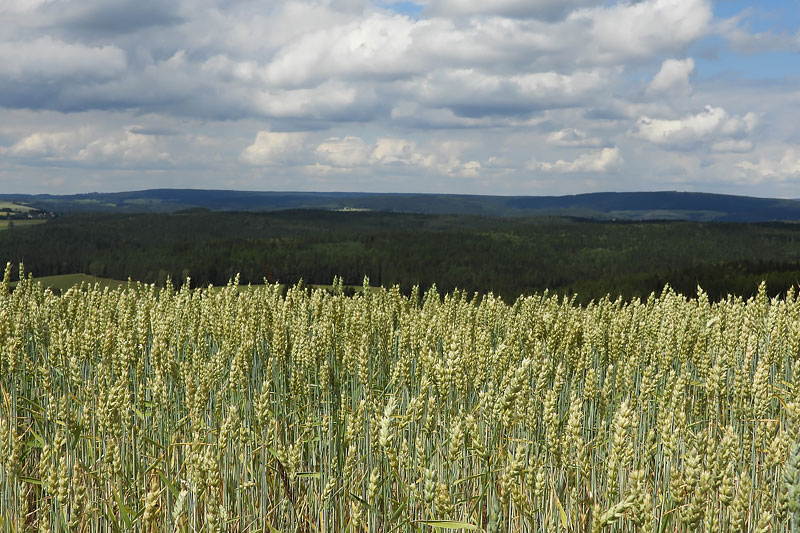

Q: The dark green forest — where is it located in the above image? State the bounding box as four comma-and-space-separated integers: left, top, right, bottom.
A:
3, 210, 800, 302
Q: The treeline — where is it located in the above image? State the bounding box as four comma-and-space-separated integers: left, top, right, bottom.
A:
3, 210, 800, 302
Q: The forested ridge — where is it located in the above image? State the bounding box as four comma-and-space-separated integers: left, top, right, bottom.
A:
5, 189, 800, 221
3, 210, 800, 302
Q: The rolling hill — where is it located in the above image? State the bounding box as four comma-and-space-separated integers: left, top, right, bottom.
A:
3, 189, 800, 221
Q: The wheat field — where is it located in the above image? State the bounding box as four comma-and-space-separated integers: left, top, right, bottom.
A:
1, 262, 799, 532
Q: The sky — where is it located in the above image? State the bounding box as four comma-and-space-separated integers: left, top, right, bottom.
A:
0, 0, 799, 197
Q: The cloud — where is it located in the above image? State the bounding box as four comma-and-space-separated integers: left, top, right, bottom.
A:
262, 0, 713, 89
2, 128, 170, 166
736, 149, 800, 182
527, 146, 623, 173
0, 0, 47, 14
634, 105, 757, 149
264, 13, 420, 88
423, 0, 606, 21
4, 131, 86, 159
546, 128, 606, 147
0, 0, 714, 123
0, 36, 126, 81
75, 131, 170, 164
0, 0, 794, 196
252, 80, 374, 121
711, 139, 753, 154
646, 58, 694, 97
128, 126, 181, 136
315, 136, 372, 167
241, 130, 309, 165
45, 0, 183, 35
407, 69, 611, 118
576, 0, 712, 64
315, 135, 481, 176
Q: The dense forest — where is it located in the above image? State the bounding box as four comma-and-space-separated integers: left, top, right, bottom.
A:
3, 210, 800, 302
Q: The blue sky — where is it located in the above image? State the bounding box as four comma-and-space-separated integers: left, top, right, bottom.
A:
384, 2, 424, 17
0, 0, 799, 197
714, 0, 799, 30
691, 0, 800, 80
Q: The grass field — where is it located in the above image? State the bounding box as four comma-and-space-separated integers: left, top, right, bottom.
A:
0, 220, 46, 231
0, 201, 38, 212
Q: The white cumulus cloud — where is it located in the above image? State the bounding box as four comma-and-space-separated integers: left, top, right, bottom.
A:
736, 149, 800, 182
241, 130, 309, 165
578, 0, 712, 64
315, 135, 481, 177
406, 68, 611, 118
75, 131, 169, 164
646, 58, 694, 96
2, 127, 170, 165
527, 146, 623, 173
4, 131, 86, 158
634, 106, 757, 149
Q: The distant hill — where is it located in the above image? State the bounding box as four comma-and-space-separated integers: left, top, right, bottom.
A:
3, 189, 800, 222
